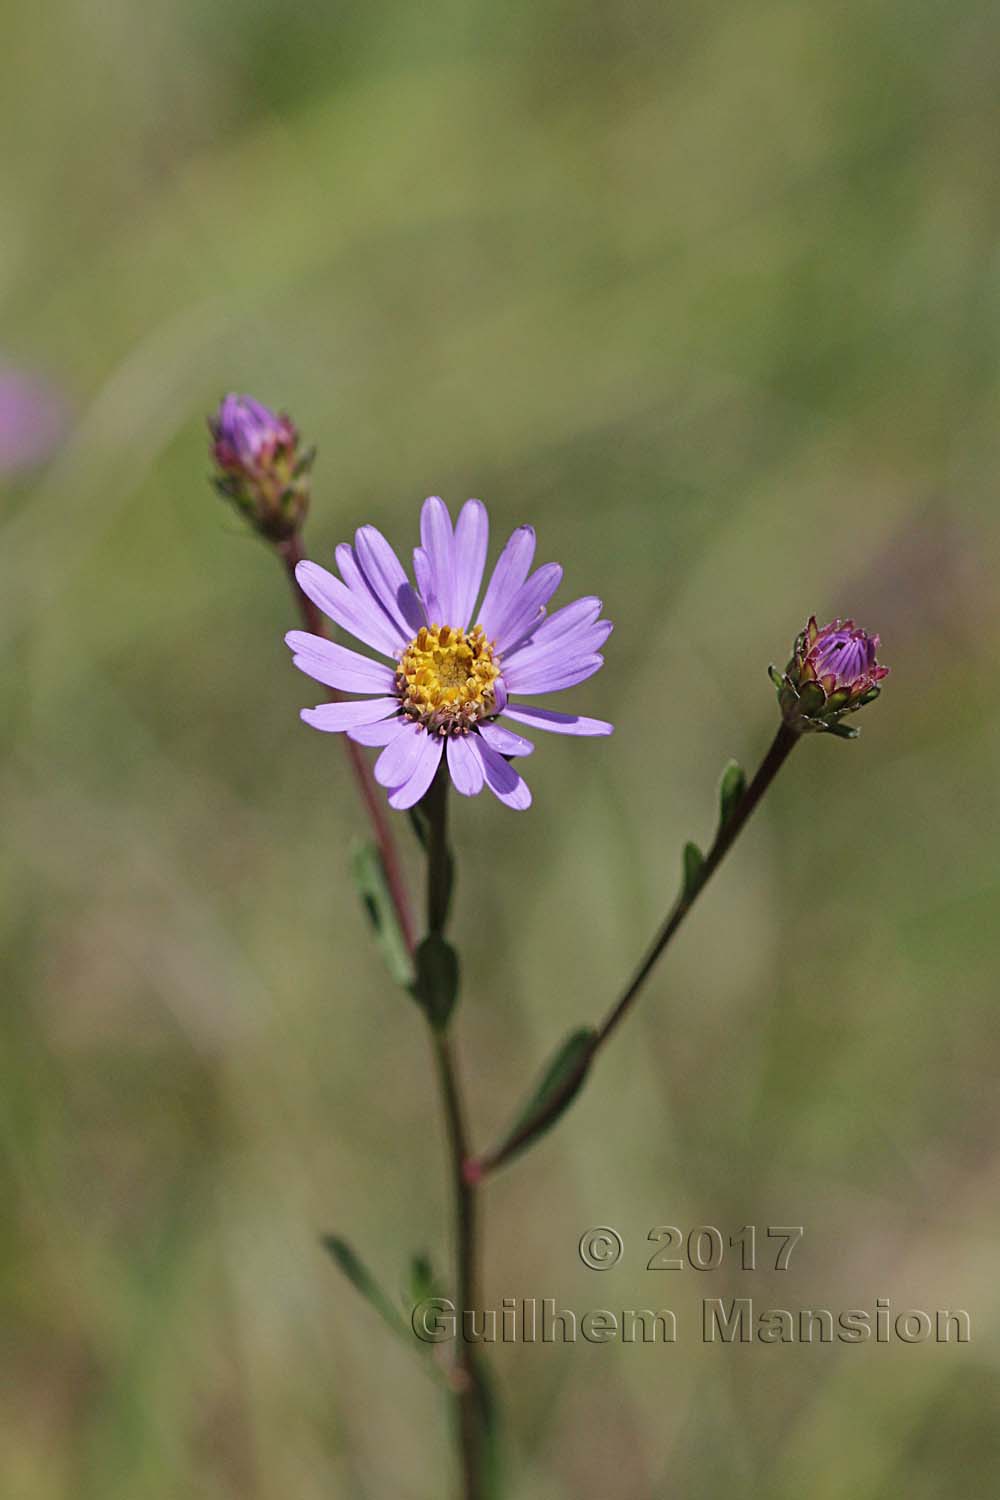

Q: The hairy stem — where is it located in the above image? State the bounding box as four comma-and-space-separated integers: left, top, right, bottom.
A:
277, 532, 416, 955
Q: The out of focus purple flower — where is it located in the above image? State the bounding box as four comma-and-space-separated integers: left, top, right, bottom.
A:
208, 393, 312, 540
0, 363, 65, 477
773, 616, 888, 738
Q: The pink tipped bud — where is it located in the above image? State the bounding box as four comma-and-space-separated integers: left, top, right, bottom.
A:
208, 393, 312, 540
772, 616, 888, 738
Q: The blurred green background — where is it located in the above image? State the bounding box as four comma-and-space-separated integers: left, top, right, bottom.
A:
3, 0, 999, 1495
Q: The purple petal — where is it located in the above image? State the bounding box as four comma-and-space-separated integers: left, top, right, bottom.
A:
502, 621, 612, 683
539, 595, 603, 637
490, 563, 563, 654
387, 734, 444, 811
471, 737, 532, 811
374, 721, 430, 787
212, 393, 287, 465
412, 546, 441, 624
354, 526, 425, 639
285, 631, 397, 694
478, 526, 536, 637
296, 560, 402, 658
511, 596, 603, 652
477, 721, 534, 757
300, 697, 401, 733
446, 734, 485, 795
452, 500, 489, 632
502, 654, 604, 695
335, 543, 410, 656
347, 717, 408, 746
501, 705, 613, 736
419, 496, 456, 625
492, 676, 508, 714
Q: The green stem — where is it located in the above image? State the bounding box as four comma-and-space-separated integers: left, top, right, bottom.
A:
424, 767, 453, 936
433, 1030, 485, 1499
423, 770, 486, 1499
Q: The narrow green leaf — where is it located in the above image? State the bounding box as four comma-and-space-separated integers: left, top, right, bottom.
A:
718, 760, 747, 830
322, 1234, 411, 1342
486, 1027, 597, 1169
515, 1027, 596, 1133
768, 664, 785, 690
351, 841, 416, 988
407, 803, 431, 852
415, 932, 460, 1029
682, 840, 705, 899
407, 1250, 442, 1307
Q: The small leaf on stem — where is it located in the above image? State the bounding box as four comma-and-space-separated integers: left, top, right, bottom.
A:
415, 932, 460, 1029
408, 803, 431, 852
351, 841, 416, 988
481, 1027, 597, 1171
718, 760, 747, 830
322, 1234, 412, 1342
682, 841, 705, 899
408, 1250, 443, 1306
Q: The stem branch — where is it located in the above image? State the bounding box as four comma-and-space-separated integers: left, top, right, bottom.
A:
595, 720, 798, 1049
476, 722, 799, 1176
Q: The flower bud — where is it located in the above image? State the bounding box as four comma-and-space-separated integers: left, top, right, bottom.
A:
771, 616, 888, 738
208, 393, 312, 540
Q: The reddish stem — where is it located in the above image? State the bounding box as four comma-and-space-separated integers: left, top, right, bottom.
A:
277, 533, 417, 956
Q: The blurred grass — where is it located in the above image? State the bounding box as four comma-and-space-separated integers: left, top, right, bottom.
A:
3, 0, 1000, 1495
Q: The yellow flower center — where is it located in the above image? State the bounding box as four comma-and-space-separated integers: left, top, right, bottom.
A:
396, 623, 501, 734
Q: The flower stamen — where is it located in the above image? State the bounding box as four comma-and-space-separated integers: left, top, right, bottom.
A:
396, 623, 501, 734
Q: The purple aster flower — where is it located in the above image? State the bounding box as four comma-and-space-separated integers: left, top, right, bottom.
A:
0, 363, 66, 476
208, 393, 312, 539
773, 615, 888, 736
287, 496, 613, 810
